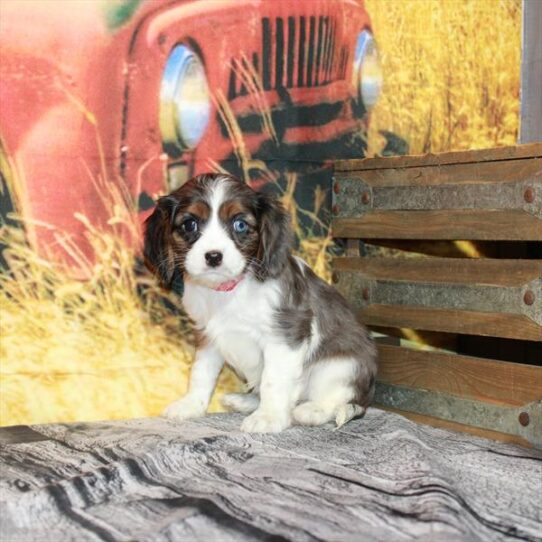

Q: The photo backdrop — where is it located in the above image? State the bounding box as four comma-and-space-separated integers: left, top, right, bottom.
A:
0, 0, 521, 425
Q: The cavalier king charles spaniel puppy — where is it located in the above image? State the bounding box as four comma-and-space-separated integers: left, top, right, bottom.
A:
144, 173, 377, 433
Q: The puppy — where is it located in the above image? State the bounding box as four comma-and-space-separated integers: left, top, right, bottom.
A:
144, 173, 377, 433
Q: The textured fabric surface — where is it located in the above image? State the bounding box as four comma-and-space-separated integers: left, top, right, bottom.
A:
0, 409, 541, 541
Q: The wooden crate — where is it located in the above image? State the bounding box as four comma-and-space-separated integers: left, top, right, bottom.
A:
332, 143, 542, 448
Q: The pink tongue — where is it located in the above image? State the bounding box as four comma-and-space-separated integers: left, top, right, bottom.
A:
213, 277, 243, 292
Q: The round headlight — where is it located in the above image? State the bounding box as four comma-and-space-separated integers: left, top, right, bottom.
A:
159, 44, 211, 152
353, 30, 383, 113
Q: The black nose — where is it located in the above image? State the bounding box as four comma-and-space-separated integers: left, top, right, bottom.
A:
205, 251, 223, 268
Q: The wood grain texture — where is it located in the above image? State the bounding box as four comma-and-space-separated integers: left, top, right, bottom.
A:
334, 257, 542, 286
360, 305, 542, 341
335, 158, 542, 187
335, 142, 542, 171
376, 344, 542, 406
332, 210, 542, 240
377, 406, 533, 448
1, 412, 541, 541
0, 425, 49, 445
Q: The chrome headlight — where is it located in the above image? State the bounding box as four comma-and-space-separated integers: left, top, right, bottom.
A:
353, 30, 383, 113
159, 44, 211, 152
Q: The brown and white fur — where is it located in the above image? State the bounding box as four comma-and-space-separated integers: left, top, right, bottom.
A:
144, 173, 377, 433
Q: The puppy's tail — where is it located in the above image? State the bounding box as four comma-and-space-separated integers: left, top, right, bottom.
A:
334, 403, 366, 430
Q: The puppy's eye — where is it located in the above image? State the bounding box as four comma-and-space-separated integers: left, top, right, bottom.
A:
181, 218, 198, 233
232, 218, 248, 234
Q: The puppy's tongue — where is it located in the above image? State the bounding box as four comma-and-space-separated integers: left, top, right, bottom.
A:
212, 276, 244, 292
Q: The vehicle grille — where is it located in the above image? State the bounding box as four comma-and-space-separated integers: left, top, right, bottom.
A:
228, 16, 349, 99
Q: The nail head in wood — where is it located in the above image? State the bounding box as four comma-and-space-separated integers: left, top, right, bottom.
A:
361, 191, 371, 205
518, 412, 530, 427
523, 290, 535, 306
333, 182, 340, 194
331, 272, 339, 284
523, 186, 535, 203
332, 204, 340, 215
362, 287, 370, 301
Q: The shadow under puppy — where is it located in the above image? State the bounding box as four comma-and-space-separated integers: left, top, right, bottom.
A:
144, 173, 377, 433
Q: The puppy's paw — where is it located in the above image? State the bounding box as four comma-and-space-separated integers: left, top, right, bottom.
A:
162, 396, 206, 422
292, 401, 333, 426
241, 410, 290, 433
221, 393, 259, 413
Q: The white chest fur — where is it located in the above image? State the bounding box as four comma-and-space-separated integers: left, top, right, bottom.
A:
182, 277, 281, 385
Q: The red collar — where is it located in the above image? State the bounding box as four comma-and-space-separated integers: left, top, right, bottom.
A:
212, 276, 244, 292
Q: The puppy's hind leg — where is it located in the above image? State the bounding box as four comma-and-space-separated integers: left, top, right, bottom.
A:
221, 393, 259, 413
293, 357, 372, 428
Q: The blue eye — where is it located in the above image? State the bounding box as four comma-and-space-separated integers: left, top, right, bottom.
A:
233, 218, 248, 233
181, 218, 198, 233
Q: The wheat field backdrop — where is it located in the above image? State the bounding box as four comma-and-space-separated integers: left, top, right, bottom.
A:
0, 0, 521, 426
366, 0, 520, 154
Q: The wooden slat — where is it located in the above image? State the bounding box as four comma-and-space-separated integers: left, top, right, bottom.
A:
332, 210, 542, 240
335, 157, 542, 187
376, 406, 533, 448
335, 143, 542, 172
376, 344, 542, 407
333, 257, 542, 287
360, 305, 542, 341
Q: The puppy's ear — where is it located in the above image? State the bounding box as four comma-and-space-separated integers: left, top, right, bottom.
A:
144, 196, 178, 289
256, 192, 293, 279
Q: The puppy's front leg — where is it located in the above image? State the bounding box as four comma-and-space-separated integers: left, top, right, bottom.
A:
241, 343, 304, 433
163, 344, 224, 422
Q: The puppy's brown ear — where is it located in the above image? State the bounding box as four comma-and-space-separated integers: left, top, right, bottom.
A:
256, 192, 293, 279
144, 196, 178, 289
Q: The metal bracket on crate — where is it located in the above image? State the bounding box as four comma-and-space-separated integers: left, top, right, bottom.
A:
334, 271, 542, 326
375, 382, 542, 448
332, 177, 542, 218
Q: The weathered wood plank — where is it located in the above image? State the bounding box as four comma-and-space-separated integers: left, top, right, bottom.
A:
376, 344, 542, 407
374, 381, 541, 446
334, 257, 542, 287
335, 263, 541, 339
335, 143, 542, 172
1, 413, 541, 541
377, 406, 533, 448
332, 210, 542, 240
360, 305, 542, 341
335, 158, 542, 187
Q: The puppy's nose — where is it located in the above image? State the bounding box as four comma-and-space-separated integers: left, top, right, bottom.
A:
205, 251, 223, 268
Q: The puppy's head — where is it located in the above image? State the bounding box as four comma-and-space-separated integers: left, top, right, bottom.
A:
144, 173, 292, 289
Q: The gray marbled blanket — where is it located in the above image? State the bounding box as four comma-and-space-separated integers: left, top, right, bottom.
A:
0, 409, 541, 541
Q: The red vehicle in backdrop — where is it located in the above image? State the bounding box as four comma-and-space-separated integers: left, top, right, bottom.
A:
0, 0, 382, 272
